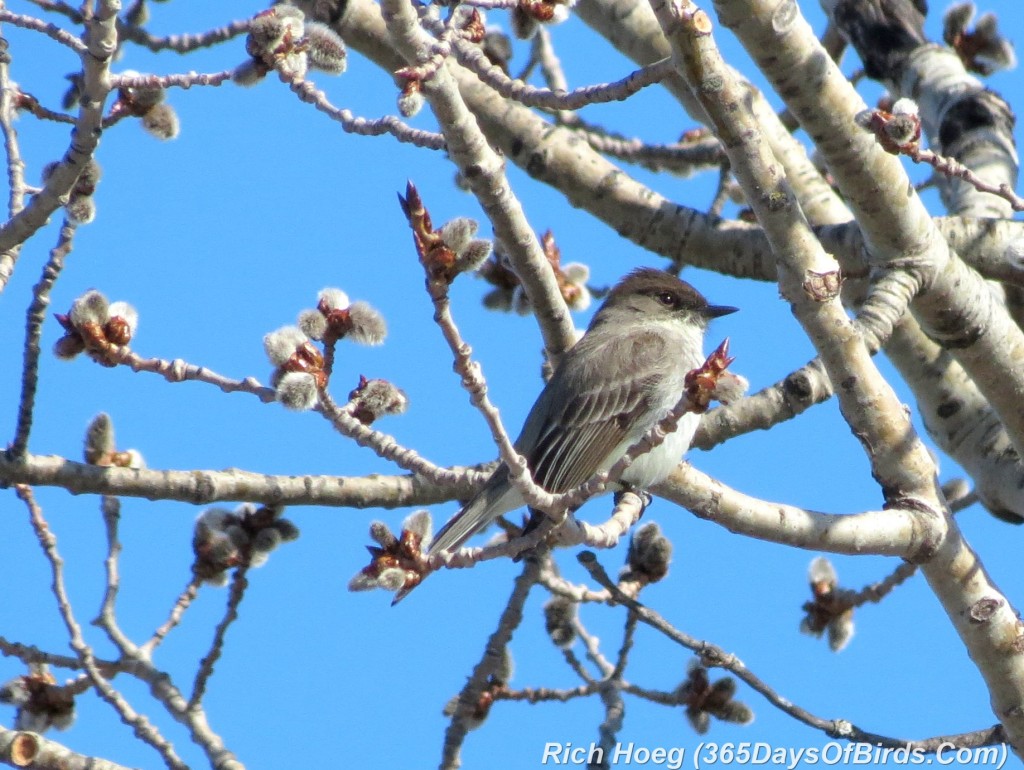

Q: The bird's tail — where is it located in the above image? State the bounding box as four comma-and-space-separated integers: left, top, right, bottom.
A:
427, 465, 517, 556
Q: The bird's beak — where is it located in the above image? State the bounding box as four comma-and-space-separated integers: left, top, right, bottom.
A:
703, 304, 739, 319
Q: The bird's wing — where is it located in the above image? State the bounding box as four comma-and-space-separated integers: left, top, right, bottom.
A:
518, 329, 668, 493
427, 330, 670, 557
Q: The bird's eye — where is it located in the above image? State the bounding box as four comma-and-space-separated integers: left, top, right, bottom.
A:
656, 291, 677, 306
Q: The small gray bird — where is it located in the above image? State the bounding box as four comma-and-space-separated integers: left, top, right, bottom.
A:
428, 267, 737, 556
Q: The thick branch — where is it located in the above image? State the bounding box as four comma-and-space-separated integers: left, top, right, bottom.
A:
0, 453, 478, 507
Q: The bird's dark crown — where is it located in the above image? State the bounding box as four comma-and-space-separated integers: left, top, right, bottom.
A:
605, 268, 710, 313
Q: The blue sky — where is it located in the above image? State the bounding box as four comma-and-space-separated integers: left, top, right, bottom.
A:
2, 1, 1023, 768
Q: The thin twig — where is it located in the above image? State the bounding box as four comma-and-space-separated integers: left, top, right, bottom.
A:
281, 74, 446, 149
0, 9, 87, 53
418, 267, 553, 511
189, 566, 250, 708
141, 577, 202, 657
575, 615, 614, 679
117, 17, 250, 54
574, 123, 724, 173
102, 347, 278, 400
621, 682, 682, 706
9, 221, 75, 459
495, 683, 595, 703
24, 0, 82, 23
109, 70, 234, 91
91, 495, 143, 658
560, 647, 597, 684
440, 556, 541, 768
0, 636, 122, 675
318, 389, 470, 486
0, 450, 482, 507
448, 32, 672, 112
610, 610, 638, 681
905, 144, 1024, 212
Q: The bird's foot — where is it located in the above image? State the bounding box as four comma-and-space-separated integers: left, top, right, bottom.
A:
614, 486, 652, 514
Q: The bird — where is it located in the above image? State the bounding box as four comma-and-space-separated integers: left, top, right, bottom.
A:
427, 267, 737, 557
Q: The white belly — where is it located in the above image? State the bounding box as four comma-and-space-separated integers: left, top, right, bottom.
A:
618, 409, 699, 488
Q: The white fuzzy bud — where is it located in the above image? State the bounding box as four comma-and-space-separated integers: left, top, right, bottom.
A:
349, 378, 408, 423
278, 51, 308, 79
122, 449, 145, 469
891, 97, 919, 117
455, 239, 493, 274
440, 217, 478, 255
106, 300, 139, 337
275, 371, 319, 411
70, 290, 109, 327
377, 567, 408, 591
402, 510, 432, 546
141, 103, 180, 141
306, 21, 347, 74
828, 612, 855, 652
710, 371, 748, 405
232, 59, 269, 87
347, 301, 387, 345
566, 285, 591, 311
318, 287, 350, 310
809, 556, 836, 586
297, 308, 329, 340
263, 325, 308, 366
252, 527, 283, 553
562, 262, 589, 284
65, 195, 96, 224
397, 89, 424, 118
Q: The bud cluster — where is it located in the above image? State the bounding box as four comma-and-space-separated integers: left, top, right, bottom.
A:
943, 2, 1016, 75
233, 3, 348, 85
191, 503, 299, 585
264, 325, 324, 411
677, 661, 753, 735
297, 287, 387, 347
394, 9, 489, 118
799, 556, 855, 652
115, 70, 179, 140
265, 287, 391, 411
511, 0, 577, 39
347, 375, 408, 426
684, 338, 737, 413
543, 595, 578, 649
854, 99, 922, 155
0, 665, 76, 734
83, 412, 145, 469
479, 232, 591, 314
349, 510, 432, 596
398, 183, 494, 284
620, 522, 672, 586
41, 158, 101, 225
53, 289, 139, 365
397, 78, 424, 119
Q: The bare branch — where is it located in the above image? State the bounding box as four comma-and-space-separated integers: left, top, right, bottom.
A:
0, 452, 480, 506
190, 567, 250, 708
578, 551, 1007, 753
440, 556, 542, 768
9, 222, 76, 459
16, 484, 187, 770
